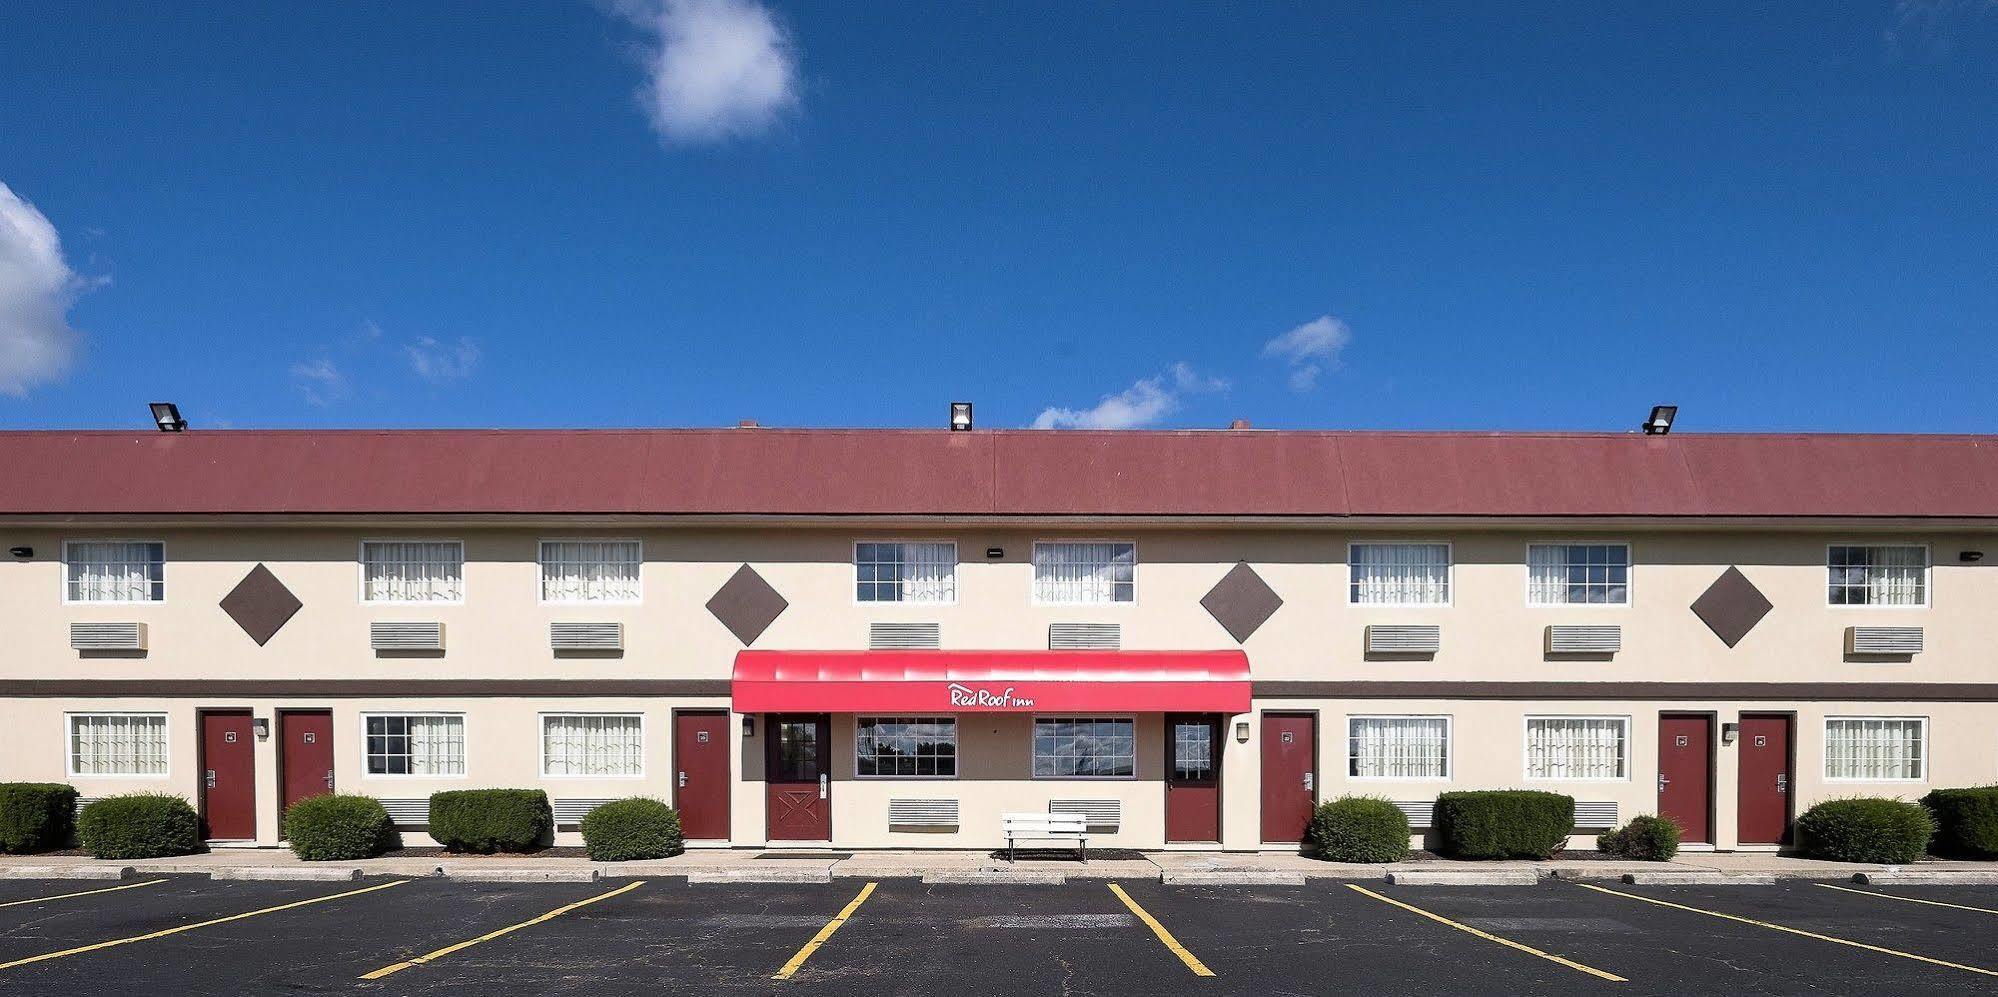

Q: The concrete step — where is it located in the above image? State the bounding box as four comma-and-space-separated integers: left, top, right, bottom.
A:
686, 868, 833, 884
1620, 871, 1777, 886
438, 866, 600, 883
0, 865, 133, 880
1385, 869, 1541, 886
1160, 870, 1307, 886
1855, 870, 1998, 885
211, 866, 363, 882
922, 870, 1065, 886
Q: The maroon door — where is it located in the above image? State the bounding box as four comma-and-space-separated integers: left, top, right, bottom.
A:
675, 711, 732, 840
766, 714, 831, 841
279, 711, 333, 816
1658, 714, 1713, 844
1738, 714, 1794, 845
200, 711, 257, 841
1166, 714, 1221, 842
1260, 713, 1316, 844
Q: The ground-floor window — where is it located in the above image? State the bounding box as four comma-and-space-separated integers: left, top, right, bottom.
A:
68, 713, 169, 776
855, 716, 957, 777
1524, 716, 1628, 780
364, 713, 466, 775
1824, 717, 1926, 781
1348, 716, 1450, 779
541, 714, 643, 776
1033, 716, 1135, 778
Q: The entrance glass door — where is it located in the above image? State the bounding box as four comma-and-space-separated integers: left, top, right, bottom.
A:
766, 715, 831, 840
1166, 714, 1221, 842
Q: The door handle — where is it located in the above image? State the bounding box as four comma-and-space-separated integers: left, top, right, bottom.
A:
205, 769, 217, 789
1302, 772, 1314, 792
678, 770, 688, 789
1658, 774, 1669, 792
323, 770, 334, 790
819, 774, 828, 800
1776, 774, 1788, 794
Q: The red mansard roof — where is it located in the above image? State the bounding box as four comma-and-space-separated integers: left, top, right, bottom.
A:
0, 428, 1994, 519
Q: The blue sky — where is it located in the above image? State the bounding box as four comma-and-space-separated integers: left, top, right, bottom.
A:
1, 2, 1994, 433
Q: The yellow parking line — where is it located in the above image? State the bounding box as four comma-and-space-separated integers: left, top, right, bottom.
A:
1109, 882, 1215, 977
1348, 884, 1625, 982
0, 879, 408, 971
0, 878, 169, 910
1816, 882, 1998, 917
1575, 882, 1998, 978
360, 880, 645, 980
772, 881, 875, 981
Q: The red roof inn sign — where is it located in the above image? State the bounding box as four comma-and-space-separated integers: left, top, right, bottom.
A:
731, 650, 1252, 714
947, 682, 1035, 709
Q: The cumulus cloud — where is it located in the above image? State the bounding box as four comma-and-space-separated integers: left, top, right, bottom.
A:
289, 355, 348, 406
406, 336, 481, 383
615, 0, 801, 143
1032, 362, 1230, 430
0, 182, 89, 397
1261, 314, 1353, 392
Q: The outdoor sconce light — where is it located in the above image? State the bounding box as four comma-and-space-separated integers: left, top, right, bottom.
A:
986, 547, 1004, 560
252, 718, 270, 741
1235, 721, 1251, 744
949, 402, 973, 431
7, 547, 29, 559
1961, 550, 1985, 563
149, 401, 187, 432
741, 715, 755, 739
1721, 722, 1739, 745
1641, 404, 1677, 435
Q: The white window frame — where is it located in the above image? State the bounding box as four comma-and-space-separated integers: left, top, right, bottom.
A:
853, 715, 960, 780
536, 538, 643, 606
1525, 542, 1633, 608
1522, 715, 1631, 782
851, 540, 959, 606
537, 712, 645, 779
1030, 540, 1139, 607
64, 712, 171, 779
1346, 714, 1453, 781
1823, 716, 1929, 783
1825, 543, 1931, 610
1347, 541, 1454, 608
61, 540, 166, 605
359, 711, 469, 779
358, 539, 466, 605
1029, 714, 1139, 780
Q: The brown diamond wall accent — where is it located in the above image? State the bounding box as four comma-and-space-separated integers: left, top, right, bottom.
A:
1691, 566, 1773, 648
1201, 561, 1283, 643
707, 564, 788, 645
219, 563, 303, 647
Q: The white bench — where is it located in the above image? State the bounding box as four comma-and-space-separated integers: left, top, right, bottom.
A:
1001, 812, 1090, 863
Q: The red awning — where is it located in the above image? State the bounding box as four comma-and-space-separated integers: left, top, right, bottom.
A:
731, 650, 1252, 714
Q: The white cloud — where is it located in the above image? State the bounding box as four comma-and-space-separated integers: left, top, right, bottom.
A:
1032, 362, 1229, 430
1261, 314, 1353, 392
405, 336, 481, 383
615, 0, 800, 143
289, 355, 348, 406
0, 182, 89, 397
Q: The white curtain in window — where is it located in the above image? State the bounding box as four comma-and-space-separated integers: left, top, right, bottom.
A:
1526, 718, 1626, 779
540, 541, 641, 602
1034, 543, 1135, 604
1871, 547, 1926, 606
1351, 544, 1450, 605
897, 543, 956, 603
66, 542, 163, 602
1349, 717, 1449, 778
1825, 719, 1924, 779
407, 715, 466, 775
69, 714, 168, 775
1526, 544, 1567, 605
363, 542, 463, 602
543, 715, 642, 776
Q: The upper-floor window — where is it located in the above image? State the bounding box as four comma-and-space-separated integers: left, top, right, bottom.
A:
63, 541, 164, 603
541, 714, 643, 776
364, 713, 465, 775
1348, 715, 1451, 779
68, 713, 169, 776
1825, 717, 1926, 781
539, 540, 641, 603
361, 541, 463, 603
1349, 543, 1451, 606
854, 542, 957, 604
1033, 542, 1136, 605
1527, 544, 1629, 606
1828, 545, 1927, 607
1524, 716, 1628, 780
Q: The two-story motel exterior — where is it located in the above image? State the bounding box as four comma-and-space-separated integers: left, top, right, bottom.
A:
5, 426, 1997, 853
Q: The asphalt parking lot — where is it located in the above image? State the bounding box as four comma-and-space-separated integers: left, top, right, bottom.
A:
0, 874, 1996, 995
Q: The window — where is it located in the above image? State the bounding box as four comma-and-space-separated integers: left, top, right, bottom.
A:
361, 541, 463, 603
63, 541, 164, 603
1033, 542, 1136, 604
539, 540, 641, 603
1033, 717, 1135, 778
855, 716, 957, 777
1528, 544, 1630, 606
1350, 544, 1451, 606
1828, 546, 1927, 607
364, 714, 465, 775
1825, 718, 1926, 780
854, 542, 957, 604
1171, 718, 1216, 782
67, 713, 168, 776
541, 714, 642, 776
1525, 717, 1628, 780
1348, 716, 1451, 779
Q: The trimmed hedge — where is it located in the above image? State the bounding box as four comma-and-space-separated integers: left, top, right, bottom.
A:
1597, 814, 1681, 861
1308, 796, 1410, 863
0, 783, 79, 854
1797, 797, 1934, 864
580, 798, 685, 862
1923, 787, 1998, 860
77, 793, 202, 860
1433, 790, 1575, 859
283, 794, 398, 861
427, 789, 552, 854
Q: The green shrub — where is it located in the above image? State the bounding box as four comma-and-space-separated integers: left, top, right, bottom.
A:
1922, 787, 1998, 859
1308, 796, 1411, 863
1433, 790, 1575, 859
1597, 814, 1681, 861
580, 797, 685, 862
0, 783, 79, 854
77, 793, 202, 860
283, 794, 397, 861
1797, 797, 1934, 864
427, 789, 551, 854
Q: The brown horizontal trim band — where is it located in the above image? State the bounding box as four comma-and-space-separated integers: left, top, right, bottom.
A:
0, 680, 732, 698
1253, 681, 1998, 702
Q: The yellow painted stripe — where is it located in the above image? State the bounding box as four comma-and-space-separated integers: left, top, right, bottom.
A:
0, 878, 169, 910
1816, 882, 1998, 917
0, 879, 408, 971
1575, 882, 1998, 978
360, 880, 645, 980
772, 881, 876, 981
1347, 884, 1626, 983
1109, 882, 1216, 978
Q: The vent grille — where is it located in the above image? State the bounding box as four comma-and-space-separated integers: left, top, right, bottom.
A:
869, 622, 941, 650
552, 798, 620, 825
1573, 801, 1620, 829
1049, 798, 1122, 830
1847, 626, 1923, 655
550, 622, 623, 651
1048, 623, 1121, 650
376, 798, 431, 826
1392, 801, 1436, 829
371, 622, 444, 651
70, 622, 146, 651
1365, 624, 1440, 655
1546, 625, 1622, 655
888, 798, 960, 826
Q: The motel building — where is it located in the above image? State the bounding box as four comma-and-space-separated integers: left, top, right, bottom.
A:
3, 414, 1997, 854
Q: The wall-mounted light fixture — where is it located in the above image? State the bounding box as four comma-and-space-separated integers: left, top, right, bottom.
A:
149, 402, 187, 432
1235, 721, 1251, 744
1721, 722, 1740, 745
252, 717, 270, 741
7, 546, 30, 559
949, 401, 973, 431
1961, 550, 1985, 563
741, 715, 755, 739
1641, 404, 1677, 435
986, 547, 1004, 560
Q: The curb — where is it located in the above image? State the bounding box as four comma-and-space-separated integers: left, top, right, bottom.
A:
1855, 870, 1998, 885
1160, 870, 1307, 886
1385, 869, 1541, 887
922, 870, 1065, 886
0, 865, 133, 880
1620, 872, 1777, 886
686, 869, 833, 884
210, 866, 364, 882
438, 867, 600, 883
